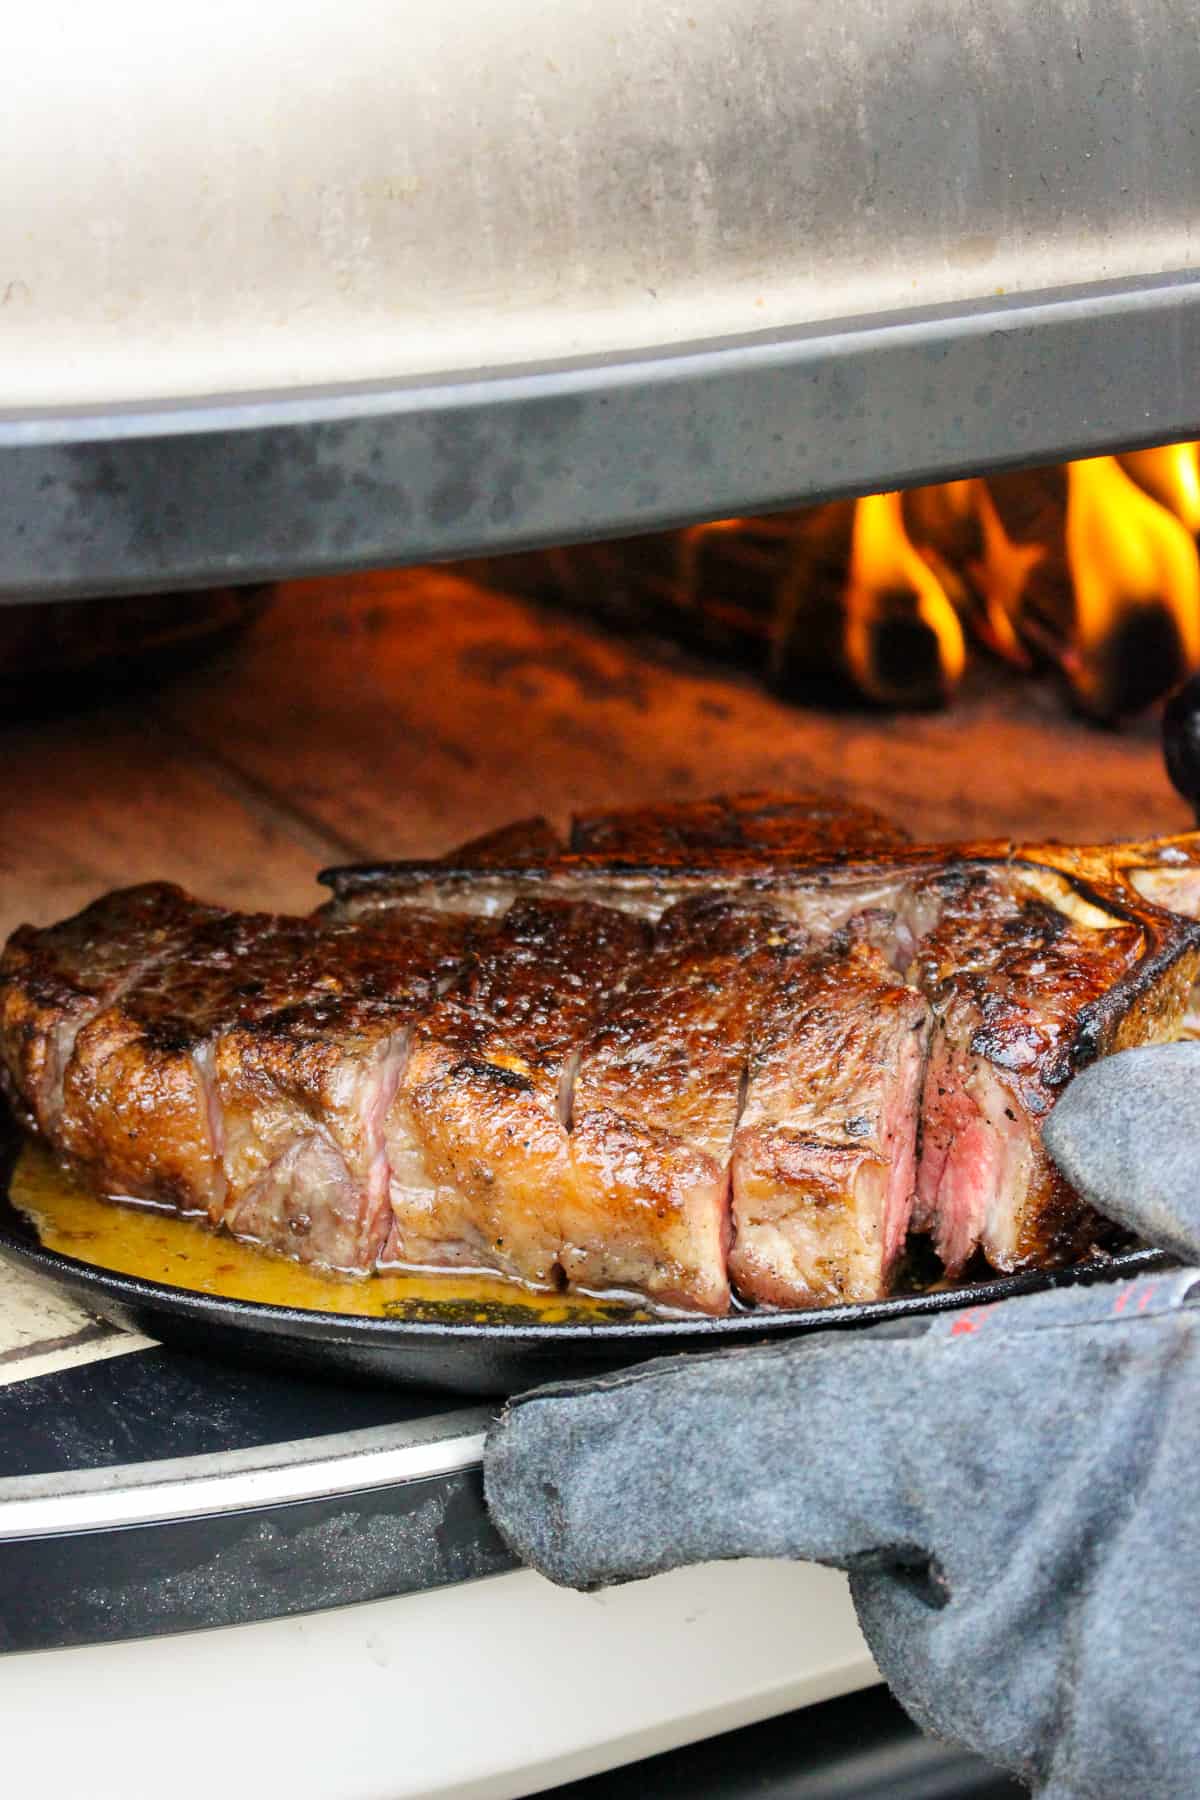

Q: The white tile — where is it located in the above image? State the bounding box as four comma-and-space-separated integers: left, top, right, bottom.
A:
0, 1259, 98, 1354
0, 1260, 156, 1383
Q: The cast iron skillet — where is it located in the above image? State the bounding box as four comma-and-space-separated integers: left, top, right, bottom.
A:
0, 1102, 1166, 1396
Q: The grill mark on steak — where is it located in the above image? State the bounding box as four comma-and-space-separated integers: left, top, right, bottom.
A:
730, 938, 931, 1308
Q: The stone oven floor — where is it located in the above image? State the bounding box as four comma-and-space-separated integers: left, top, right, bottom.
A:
2, 566, 1189, 943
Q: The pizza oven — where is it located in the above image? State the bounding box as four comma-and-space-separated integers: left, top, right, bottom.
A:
2, 2, 1199, 1795
6, 0, 1200, 862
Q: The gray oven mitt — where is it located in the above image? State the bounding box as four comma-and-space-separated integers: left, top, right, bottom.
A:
485, 1043, 1200, 1800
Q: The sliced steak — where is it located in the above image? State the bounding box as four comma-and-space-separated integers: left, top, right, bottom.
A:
730, 938, 930, 1307
7, 803, 1200, 1311
214, 913, 475, 1268
8, 895, 478, 1269
392, 899, 652, 1290
0, 884, 218, 1135
569, 896, 806, 1313
910, 865, 1194, 1272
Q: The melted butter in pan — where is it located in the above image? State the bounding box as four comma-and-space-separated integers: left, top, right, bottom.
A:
11, 1141, 650, 1325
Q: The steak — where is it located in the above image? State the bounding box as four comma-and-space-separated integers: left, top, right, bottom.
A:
568, 896, 810, 1314
911, 871, 1144, 1271
391, 898, 656, 1294
1, 887, 479, 1269
731, 936, 930, 1306
4, 796, 1199, 1312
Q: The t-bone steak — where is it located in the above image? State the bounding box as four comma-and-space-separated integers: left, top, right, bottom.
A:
3, 795, 1197, 1314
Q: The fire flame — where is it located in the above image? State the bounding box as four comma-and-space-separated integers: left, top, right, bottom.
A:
1118, 443, 1200, 534
496, 435, 1200, 722
905, 478, 1040, 666
1062, 454, 1200, 716
894, 443, 1200, 717
962, 482, 1045, 665
843, 491, 966, 706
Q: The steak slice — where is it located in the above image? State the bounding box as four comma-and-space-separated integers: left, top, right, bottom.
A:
569, 896, 807, 1313
6, 893, 479, 1269
58, 907, 283, 1220
213, 913, 477, 1268
730, 937, 930, 1307
391, 899, 653, 1290
7, 803, 1200, 1310
0, 884, 219, 1136
909, 863, 1194, 1272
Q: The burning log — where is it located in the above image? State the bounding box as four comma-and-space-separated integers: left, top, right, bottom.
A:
468, 439, 1200, 724
839, 491, 964, 707
907, 449, 1200, 720
902, 478, 1037, 668
471, 495, 964, 710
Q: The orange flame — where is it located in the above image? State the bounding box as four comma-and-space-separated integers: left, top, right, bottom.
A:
963, 481, 1044, 665
904, 478, 976, 548
843, 491, 966, 705
1063, 455, 1200, 714
905, 478, 1040, 666
1118, 442, 1200, 534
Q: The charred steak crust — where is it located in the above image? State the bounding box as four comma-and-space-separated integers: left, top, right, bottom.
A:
0, 884, 223, 1138
318, 792, 910, 917
5, 797, 1200, 1312
391, 898, 665, 1296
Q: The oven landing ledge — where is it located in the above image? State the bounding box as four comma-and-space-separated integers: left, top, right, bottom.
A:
0, 1565, 876, 1800
0, 1259, 875, 1796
